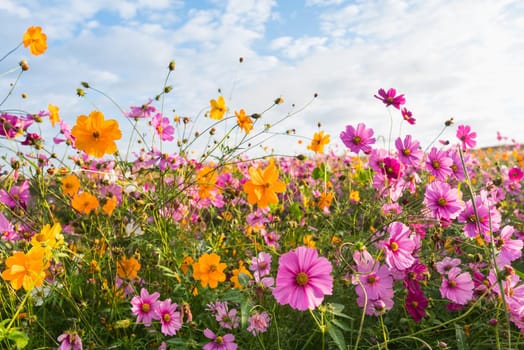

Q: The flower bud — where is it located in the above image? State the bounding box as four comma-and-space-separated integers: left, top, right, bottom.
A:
81, 81, 90, 88
168, 60, 175, 71
19, 60, 29, 71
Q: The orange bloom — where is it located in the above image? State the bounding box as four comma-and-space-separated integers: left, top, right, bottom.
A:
235, 109, 253, 134
208, 96, 227, 120
307, 131, 330, 154
317, 191, 334, 210
117, 256, 141, 280
1, 247, 48, 291
61, 174, 80, 196
303, 234, 316, 248
102, 196, 117, 216
230, 260, 252, 289
48, 104, 61, 127
30, 223, 64, 258
72, 192, 99, 214
181, 256, 194, 275
192, 253, 226, 289
197, 166, 219, 199
71, 110, 122, 158
243, 160, 286, 208
22, 26, 47, 56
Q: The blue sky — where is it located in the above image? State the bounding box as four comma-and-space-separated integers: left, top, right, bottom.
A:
1, 0, 523, 159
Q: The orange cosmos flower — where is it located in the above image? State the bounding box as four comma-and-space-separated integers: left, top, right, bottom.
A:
230, 260, 252, 289
197, 166, 219, 199
102, 196, 117, 216
317, 191, 334, 210
30, 222, 64, 259
61, 174, 80, 197
48, 104, 61, 127
71, 110, 122, 158
1, 247, 48, 291
235, 109, 253, 134
117, 256, 141, 280
243, 160, 286, 208
22, 26, 47, 56
208, 96, 227, 120
307, 131, 330, 154
192, 253, 226, 289
72, 192, 99, 214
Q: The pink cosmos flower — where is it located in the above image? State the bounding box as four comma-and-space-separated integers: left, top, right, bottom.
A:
353, 259, 393, 301
272, 246, 333, 311
401, 107, 416, 124
423, 180, 464, 220
435, 257, 461, 274
439, 267, 474, 305
215, 304, 240, 330
155, 299, 182, 336
247, 311, 271, 336
381, 157, 402, 179
495, 225, 523, 267
131, 288, 161, 327
0, 180, 31, 208
340, 123, 376, 154
425, 147, 453, 181
405, 288, 428, 322
395, 135, 423, 167
382, 222, 416, 271
126, 99, 156, 119
57, 331, 83, 350
374, 88, 406, 109
508, 167, 524, 182
203, 328, 238, 350
457, 193, 501, 239
456, 125, 477, 150
249, 251, 272, 279
151, 113, 175, 141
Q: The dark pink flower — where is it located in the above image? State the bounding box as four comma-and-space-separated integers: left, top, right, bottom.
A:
57, 331, 83, 350
405, 289, 428, 322
456, 124, 477, 150
151, 113, 175, 141
425, 147, 453, 181
130, 288, 160, 327
423, 180, 464, 220
340, 123, 376, 154
374, 88, 406, 109
382, 222, 416, 271
155, 299, 181, 336
439, 267, 474, 305
203, 328, 238, 350
401, 107, 416, 124
508, 167, 524, 182
272, 246, 333, 310
395, 135, 423, 167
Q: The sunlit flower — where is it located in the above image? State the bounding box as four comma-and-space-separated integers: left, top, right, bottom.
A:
155, 299, 182, 336
307, 131, 330, 154
423, 180, 464, 220
151, 113, 175, 141
61, 174, 81, 197
235, 109, 253, 134
425, 147, 453, 181
30, 222, 64, 258
192, 253, 227, 289
1, 247, 48, 291
439, 267, 474, 305
117, 256, 141, 280
395, 135, 423, 167
272, 246, 333, 310
22, 26, 47, 55
71, 192, 99, 214
71, 110, 122, 158
340, 123, 375, 154
203, 328, 237, 350
48, 104, 61, 127
209, 96, 227, 120
243, 160, 286, 208
374, 88, 405, 109
508, 167, 523, 182
382, 222, 416, 271
197, 166, 219, 200
102, 196, 117, 215
401, 107, 416, 124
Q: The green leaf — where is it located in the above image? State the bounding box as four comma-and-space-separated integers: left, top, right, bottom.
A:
455, 323, 469, 350
329, 303, 353, 320
327, 322, 346, 350
330, 318, 351, 331
7, 330, 29, 349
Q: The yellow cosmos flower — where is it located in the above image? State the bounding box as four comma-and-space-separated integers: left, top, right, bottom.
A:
71, 110, 122, 158
1, 247, 48, 291
209, 96, 227, 120
71, 192, 99, 214
117, 256, 141, 280
303, 234, 316, 248
22, 26, 47, 56
48, 104, 61, 127
61, 174, 80, 197
230, 260, 252, 289
30, 223, 64, 259
243, 160, 286, 208
192, 253, 226, 289
235, 109, 253, 134
307, 131, 330, 154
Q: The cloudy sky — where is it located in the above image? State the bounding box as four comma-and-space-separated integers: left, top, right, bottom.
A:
1, 0, 523, 159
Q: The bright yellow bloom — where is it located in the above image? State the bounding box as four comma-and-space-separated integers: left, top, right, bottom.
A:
349, 190, 360, 203
1, 247, 48, 291
307, 131, 330, 154
117, 256, 141, 280
303, 234, 316, 248
22, 26, 47, 56
243, 160, 286, 208
48, 104, 61, 127
197, 166, 219, 199
61, 174, 80, 197
71, 110, 122, 158
235, 109, 253, 134
72, 192, 99, 214
209, 96, 227, 120
192, 253, 226, 289
230, 260, 252, 289
30, 223, 64, 258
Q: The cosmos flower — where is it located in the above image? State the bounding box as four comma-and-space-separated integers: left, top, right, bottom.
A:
155, 299, 182, 336
439, 267, 474, 305
382, 222, 416, 271
57, 330, 83, 350
340, 123, 376, 154
247, 311, 271, 336
456, 124, 477, 150
374, 88, 406, 109
1, 247, 48, 291
192, 253, 227, 289
243, 160, 286, 208
209, 96, 227, 120
203, 328, 237, 350
423, 180, 464, 220
235, 109, 253, 134
71, 110, 122, 158
131, 288, 161, 326
48, 104, 61, 127
151, 113, 175, 141
307, 130, 330, 154
22, 26, 47, 55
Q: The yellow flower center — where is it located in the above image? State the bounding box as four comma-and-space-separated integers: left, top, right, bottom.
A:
437, 198, 447, 206
402, 149, 411, 156
353, 136, 362, 144
431, 160, 440, 169
367, 275, 376, 284
411, 300, 419, 307
141, 303, 150, 312
216, 336, 224, 344
296, 272, 309, 286
163, 313, 171, 322
449, 280, 457, 288
390, 241, 399, 252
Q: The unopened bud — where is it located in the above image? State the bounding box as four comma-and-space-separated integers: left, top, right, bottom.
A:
164, 85, 173, 93
251, 113, 261, 119
445, 118, 454, 126
239, 57, 244, 63
76, 88, 85, 97
274, 96, 284, 104
19, 60, 29, 71
81, 81, 90, 88
168, 60, 175, 71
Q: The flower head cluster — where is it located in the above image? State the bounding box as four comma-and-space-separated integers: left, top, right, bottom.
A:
130, 288, 182, 336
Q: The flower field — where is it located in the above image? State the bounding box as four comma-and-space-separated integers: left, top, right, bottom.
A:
1, 27, 524, 350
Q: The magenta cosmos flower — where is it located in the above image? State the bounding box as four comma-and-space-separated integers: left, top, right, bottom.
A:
508, 167, 524, 182
425, 147, 453, 181
155, 298, 182, 336
57, 331, 83, 350
272, 246, 333, 311
439, 267, 474, 305
395, 135, 423, 167
340, 123, 376, 154
382, 221, 416, 271
374, 88, 406, 109
131, 288, 161, 326
401, 107, 416, 124
203, 328, 238, 350
456, 124, 477, 150
151, 112, 175, 141
423, 180, 464, 220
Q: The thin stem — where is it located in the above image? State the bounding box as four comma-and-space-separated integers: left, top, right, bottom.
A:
0, 42, 22, 63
